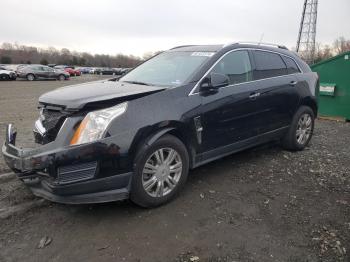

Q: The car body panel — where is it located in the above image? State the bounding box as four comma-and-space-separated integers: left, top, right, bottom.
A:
38, 80, 167, 109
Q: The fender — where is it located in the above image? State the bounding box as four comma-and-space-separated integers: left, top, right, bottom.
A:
298, 96, 318, 116
145, 127, 175, 146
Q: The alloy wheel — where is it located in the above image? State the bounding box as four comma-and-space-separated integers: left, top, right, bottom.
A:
142, 148, 182, 198
296, 113, 312, 145
27, 74, 34, 81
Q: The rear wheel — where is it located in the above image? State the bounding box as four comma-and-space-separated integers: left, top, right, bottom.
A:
58, 74, 65, 81
131, 134, 189, 207
26, 74, 35, 81
282, 106, 315, 151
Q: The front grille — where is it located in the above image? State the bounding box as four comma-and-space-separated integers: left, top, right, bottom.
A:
42, 109, 65, 130
57, 161, 97, 184
38, 108, 67, 143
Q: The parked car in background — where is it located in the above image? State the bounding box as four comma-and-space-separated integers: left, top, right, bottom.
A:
17, 65, 70, 81
94, 67, 117, 75
76, 67, 91, 74
120, 67, 132, 75
89, 67, 98, 74
0, 66, 17, 80
93, 67, 132, 75
3, 43, 318, 207
54, 65, 81, 76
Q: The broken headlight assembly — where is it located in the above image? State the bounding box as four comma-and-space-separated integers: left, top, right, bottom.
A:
70, 102, 128, 145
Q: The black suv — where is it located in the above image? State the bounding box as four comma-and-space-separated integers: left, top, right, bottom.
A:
2, 43, 318, 207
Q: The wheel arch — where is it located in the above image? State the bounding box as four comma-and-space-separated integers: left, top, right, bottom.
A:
26, 73, 36, 79
299, 96, 318, 117
58, 74, 66, 79
129, 121, 196, 169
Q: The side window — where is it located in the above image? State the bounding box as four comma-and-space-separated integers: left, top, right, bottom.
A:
43, 66, 53, 72
282, 56, 300, 74
252, 50, 287, 80
211, 50, 252, 85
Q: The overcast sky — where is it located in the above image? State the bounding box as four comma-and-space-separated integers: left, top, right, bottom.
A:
0, 0, 349, 56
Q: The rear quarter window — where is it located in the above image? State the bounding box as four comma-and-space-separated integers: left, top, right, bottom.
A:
252, 50, 287, 80
282, 56, 301, 74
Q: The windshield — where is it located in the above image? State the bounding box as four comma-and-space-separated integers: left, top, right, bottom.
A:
120, 51, 214, 87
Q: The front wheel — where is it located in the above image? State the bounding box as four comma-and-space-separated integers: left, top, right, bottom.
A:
0, 74, 9, 80
282, 106, 315, 151
131, 134, 189, 208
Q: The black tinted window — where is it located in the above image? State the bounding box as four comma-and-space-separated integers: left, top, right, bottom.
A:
253, 51, 287, 80
211, 50, 252, 85
282, 56, 300, 74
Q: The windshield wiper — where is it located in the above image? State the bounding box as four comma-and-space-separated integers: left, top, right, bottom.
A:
122, 80, 151, 86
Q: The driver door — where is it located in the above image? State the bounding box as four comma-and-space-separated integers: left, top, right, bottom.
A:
199, 50, 261, 159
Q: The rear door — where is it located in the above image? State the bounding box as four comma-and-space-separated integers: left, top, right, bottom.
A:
36, 66, 48, 79
250, 50, 300, 135
44, 66, 56, 79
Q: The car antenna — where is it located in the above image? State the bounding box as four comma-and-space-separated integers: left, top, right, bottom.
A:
258, 33, 264, 45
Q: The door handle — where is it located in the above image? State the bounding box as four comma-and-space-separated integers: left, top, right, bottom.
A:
289, 81, 298, 86
249, 92, 260, 100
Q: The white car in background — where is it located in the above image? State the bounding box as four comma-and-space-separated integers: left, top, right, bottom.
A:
0, 66, 17, 80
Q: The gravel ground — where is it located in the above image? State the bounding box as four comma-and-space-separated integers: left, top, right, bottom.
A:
0, 77, 349, 262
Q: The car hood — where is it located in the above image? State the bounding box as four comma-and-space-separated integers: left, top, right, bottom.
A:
39, 80, 166, 110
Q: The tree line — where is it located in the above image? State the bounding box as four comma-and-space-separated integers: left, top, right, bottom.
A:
0, 42, 144, 68
1, 37, 349, 67
311, 37, 350, 64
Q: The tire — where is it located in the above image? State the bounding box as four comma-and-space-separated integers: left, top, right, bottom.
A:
282, 106, 315, 151
131, 134, 189, 208
0, 74, 9, 81
58, 74, 65, 81
26, 74, 35, 81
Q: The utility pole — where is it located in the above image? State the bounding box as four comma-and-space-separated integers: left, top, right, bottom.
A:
296, 0, 318, 64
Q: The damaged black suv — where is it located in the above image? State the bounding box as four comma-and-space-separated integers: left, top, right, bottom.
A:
2, 43, 318, 207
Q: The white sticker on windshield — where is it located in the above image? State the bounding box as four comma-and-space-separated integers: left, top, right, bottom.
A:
191, 52, 215, 57
171, 80, 182, 85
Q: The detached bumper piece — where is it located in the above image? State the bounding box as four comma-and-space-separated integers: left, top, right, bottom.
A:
2, 123, 132, 204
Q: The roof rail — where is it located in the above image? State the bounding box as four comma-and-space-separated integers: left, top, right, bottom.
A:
170, 45, 196, 50
224, 42, 288, 50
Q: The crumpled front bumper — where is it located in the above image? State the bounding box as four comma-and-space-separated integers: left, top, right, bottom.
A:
2, 121, 133, 204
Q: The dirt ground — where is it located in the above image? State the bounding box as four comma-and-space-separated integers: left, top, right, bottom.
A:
0, 76, 349, 262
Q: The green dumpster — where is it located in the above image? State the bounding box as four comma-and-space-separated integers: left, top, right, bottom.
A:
311, 51, 350, 121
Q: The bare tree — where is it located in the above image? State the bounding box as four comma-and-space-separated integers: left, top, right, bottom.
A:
333, 37, 350, 55
0, 42, 142, 67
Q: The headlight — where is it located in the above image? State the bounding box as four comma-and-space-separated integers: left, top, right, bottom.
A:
70, 102, 128, 145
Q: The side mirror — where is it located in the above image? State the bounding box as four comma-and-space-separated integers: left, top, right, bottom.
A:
200, 72, 229, 92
